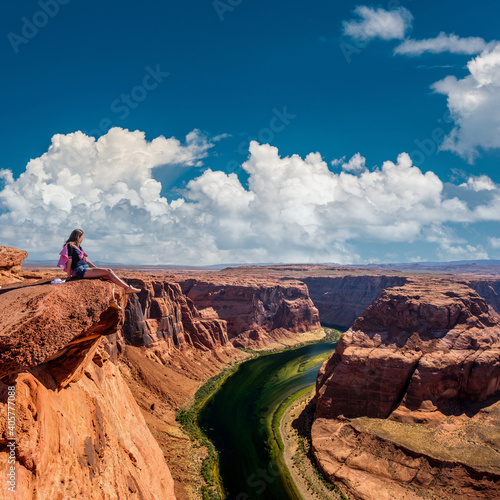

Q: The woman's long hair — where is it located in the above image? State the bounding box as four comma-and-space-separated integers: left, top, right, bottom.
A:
65, 229, 84, 247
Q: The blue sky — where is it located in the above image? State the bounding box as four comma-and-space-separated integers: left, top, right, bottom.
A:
2, 0, 500, 265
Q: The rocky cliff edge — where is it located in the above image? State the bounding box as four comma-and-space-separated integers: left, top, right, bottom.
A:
0, 247, 28, 286
0, 280, 176, 500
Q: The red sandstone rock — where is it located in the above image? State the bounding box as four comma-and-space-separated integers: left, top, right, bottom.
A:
0, 280, 124, 384
311, 416, 500, 500
0, 246, 28, 285
0, 279, 176, 499
467, 277, 500, 318
316, 279, 500, 420
312, 279, 500, 499
301, 275, 407, 328
121, 277, 229, 352
190, 265, 500, 327
176, 276, 321, 349
0, 361, 176, 500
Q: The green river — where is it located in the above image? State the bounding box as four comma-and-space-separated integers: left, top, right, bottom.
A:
199, 340, 337, 499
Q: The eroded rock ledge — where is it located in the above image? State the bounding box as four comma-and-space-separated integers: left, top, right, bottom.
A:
0, 279, 176, 500
122, 278, 229, 352
0, 246, 28, 285
312, 279, 500, 499
0, 280, 123, 386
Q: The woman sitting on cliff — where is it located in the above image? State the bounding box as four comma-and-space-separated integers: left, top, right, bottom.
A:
57, 229, 141, 295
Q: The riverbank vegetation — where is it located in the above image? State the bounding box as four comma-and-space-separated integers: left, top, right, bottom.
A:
175, 362, 246, 499
280, 390, 351, 499
177, 327, 342, 499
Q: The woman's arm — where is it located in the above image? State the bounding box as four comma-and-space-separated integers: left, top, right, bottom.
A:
65, 259, 72, 277
85, 258, 96, 268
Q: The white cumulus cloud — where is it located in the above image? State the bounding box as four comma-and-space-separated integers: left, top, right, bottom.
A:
342, 6, 413, 41
460, 175, 496, 192
432, 43, 500, 162
0, 128, 216, 263
437, 243, 488, 261
341, 153, 366, 172
2, 132, 500, 265
395, 32, 490, 56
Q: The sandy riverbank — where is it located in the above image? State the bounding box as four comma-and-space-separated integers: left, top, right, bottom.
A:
280, 389, 346, 500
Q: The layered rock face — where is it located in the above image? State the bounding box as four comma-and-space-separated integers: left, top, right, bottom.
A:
312, 279, 500, 499
0, 246, 28, 285
315, 280, 500, 420
0, 280, 123, 384
301, 275, 407, 328
0, 264, 247, 499
311, 413, 500, 500
0, 280, 176, 500
122, 277, 229, 352
177, 276, 321, 348
467, 277, 500, 316
96, 274, 246, 500
0, 361, 176, 500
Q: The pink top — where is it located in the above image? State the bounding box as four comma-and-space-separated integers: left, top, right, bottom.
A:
57, 244, 89, 277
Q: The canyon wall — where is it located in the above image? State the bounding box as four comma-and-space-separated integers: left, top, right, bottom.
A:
176, 276, 321, 348
12, 271, 246, 500
9, 251, 500, 499
0, 279, 176, 500
0, 253, 251, 500
90, 273, 247, 500
312, 278, 500, 499
301, 275, 407, 328
121, 277, 229, 352
467, 277, 500, 316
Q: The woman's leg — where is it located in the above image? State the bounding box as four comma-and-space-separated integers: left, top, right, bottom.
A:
84, 267, 131, 290
108, 283, 122, 309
